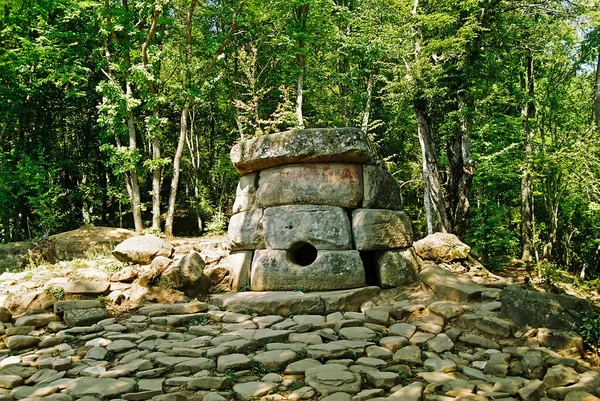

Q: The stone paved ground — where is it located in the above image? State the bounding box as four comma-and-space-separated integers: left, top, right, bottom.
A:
0, 279, 597, 401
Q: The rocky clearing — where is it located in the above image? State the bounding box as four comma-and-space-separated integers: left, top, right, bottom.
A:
0, 232, 597, 401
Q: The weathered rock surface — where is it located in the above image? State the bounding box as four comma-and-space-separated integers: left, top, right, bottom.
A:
362, 165, 402, 210
351, 209, 413, 250
413, 232, 471, 262
230, 128, 374, 174
257, 163, 363, 208
375, 247, 419, 287
227, 208, 265, 250
161, 250, 209, 292
112, 235, 174, 264
501, 284, 587, 331
250, 249, 365, 291
263, 205, 352, 250
420, 264, 485, 302
232, 172, 259, 214
226, 250, 252, 291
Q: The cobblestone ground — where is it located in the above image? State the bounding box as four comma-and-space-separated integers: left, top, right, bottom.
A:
0, 281, 597, 401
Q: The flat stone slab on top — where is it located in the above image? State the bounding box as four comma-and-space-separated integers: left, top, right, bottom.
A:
230, 128, 375, 174
211, 286, 380, 315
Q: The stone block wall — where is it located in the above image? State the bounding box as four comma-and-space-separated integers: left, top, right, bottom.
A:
226, 128, 420, 291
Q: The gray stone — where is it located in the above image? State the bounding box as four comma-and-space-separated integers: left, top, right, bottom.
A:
389, 323, 416, 339
362, 165, 402, 210
256, 163, 363, 209
54, 300, 104, 315
228, 209, 265, 251
137, 302, 208, 316
64, 377, 135, 399
188, 376, 232, 390
543, 365, 580, 388
413, 232, 471, 262
305, 369, 362, 395
227, 251, 253, 291
0, 375, 22, 389
393, 345, 422, 365
420, 265, 485, 302
388, 382, 424, 401
500, 285, 586, 332
263, 205, 352, 250
233, 172, 259, 214
475, 316, 515, 338
112, 235, 174, 264
338, 327, 377, 341
537, 328, 584, 358
564, 391, 600, 401
5, 335, 40, 350
285, 359, 322, 375
518, 379, 545, 401
351, 209, 413, 250
252, 350, 297, 371
375, 247, 419, 287
230, 128, 374, 174
483, 353, 510, 377
233, 381, 277, 401
217, 354, 252, 372
426, 334, 455, 353
459, 333, 499, 349
15, 313, 59, 328
161, 250, 209, 290
212, 291, 324, 315
63, 308, 108, 327
250, 249, 364, 291
64, 281, 110, 295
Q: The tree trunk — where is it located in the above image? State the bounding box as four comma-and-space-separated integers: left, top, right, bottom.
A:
126, 108, 144, 233
151, 133, 161, 231
595, 47, 600, 135
520, 54, 535, 263
296, 65, 304, 128
362, 73, 374, 133
414, 98, 450, 233
164, 101, 189, 237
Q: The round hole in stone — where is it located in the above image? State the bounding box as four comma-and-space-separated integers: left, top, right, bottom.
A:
288, 242, 318, 267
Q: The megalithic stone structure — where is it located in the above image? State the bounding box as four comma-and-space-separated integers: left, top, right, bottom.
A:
226, 128, 420, 291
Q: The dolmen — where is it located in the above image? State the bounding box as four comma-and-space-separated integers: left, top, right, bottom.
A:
226, 128, 419, 291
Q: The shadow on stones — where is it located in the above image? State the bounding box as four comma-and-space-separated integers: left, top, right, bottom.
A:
360, 251, 379, 286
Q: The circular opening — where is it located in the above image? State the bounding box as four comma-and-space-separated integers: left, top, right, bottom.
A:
288, 242, 318, 267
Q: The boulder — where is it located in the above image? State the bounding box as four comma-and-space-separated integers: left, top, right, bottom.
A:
232, 173, 259, 214
64, 281, 110, 295
362, 165, 402, 210
63, 307, 108, 327
263, 205, 352, 250
230, 128, 374, 174
52, 226, 137, 260
0, 241, 34, 271
420, 264, 485, 302
351, 209, 413, 250
161, 250, 208, 290
250, 249, 365, 291
112, 235, 174, 265
413, 232, 471, 262
227, 209, 265, 251
256, 163, 363, 209
500, 285, 586, 331
226, 251, 253, 291
375, 247, 419, 287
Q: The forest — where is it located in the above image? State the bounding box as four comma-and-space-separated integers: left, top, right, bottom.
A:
1, 0, 600, 279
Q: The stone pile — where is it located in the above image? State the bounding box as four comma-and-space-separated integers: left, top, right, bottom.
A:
226, 128, 419, 292
0, 278, 595, 401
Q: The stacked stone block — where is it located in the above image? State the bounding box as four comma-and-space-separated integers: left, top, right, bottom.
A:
226, 128, 419, 291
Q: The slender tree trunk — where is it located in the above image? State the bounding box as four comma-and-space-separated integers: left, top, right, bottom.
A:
520, 54, 535, 263
126, 107, 144, 233
296, 65, 304, 128
595, 48, 600, 135
151, 133, 161, 231
164, 101, 189, 237
362, 73, 374, 133
414, 98, 450, 233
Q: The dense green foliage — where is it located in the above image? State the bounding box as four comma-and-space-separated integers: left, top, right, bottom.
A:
1, 0, 600, 277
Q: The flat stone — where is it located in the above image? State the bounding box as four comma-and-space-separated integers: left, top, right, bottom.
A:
230, 128, 374, 174
388, 382, 424, 401
413, 232, 471, 262
0, 375, 22, 389
250, 249, 365, 291
483, 353, 510, 377
106, 340, 137, 353
285, 359, 322, 375
565, 391, 600, 401
429, 301, 464, 320
63, 308, 108, 327
233, 172, 259, 213
55, 300, 104, 314
5, 335, 40, 350
420, 265, 485, 302
393, 345, 422, 365
217, 354, 251, 372
379, 336, 409, 352
426, 334, 454, 353
15, 313, 59, 328
375, 248, 419, 287
305, 369, 362, 395
459, 333, 499, 349
233, 381, 277, 401
64, 281, 110, 295
475, 316, 514, 338
263, 205, 352, 250
174, 357, 215, 373
227, 208, 264, 251
352, 209, 413, 250
339, 327, 377, 341
518, 379, 545, 401
257, 163, 363, 208
362, 165, 402, 210
321, 392, 352, 401
424, 358, 457, 372
252, 350, 296, 371
188, 376, 233, 390
389, 323, 416, 339
64, 377, 135, 398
